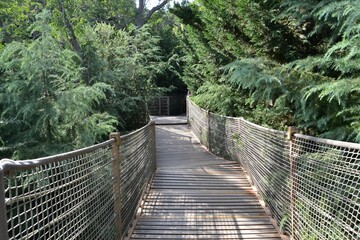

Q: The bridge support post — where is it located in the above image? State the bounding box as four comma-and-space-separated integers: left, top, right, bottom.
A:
150, 121, 157, 172
287, 126, 299, 239
110, 132, 122, 240
207, 110, 211, 150
0, 167, 9, 240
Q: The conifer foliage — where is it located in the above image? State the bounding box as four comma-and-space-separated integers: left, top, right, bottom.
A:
172, 0, 360, 142
0, 11, 116, 158
0, 5, 166, 159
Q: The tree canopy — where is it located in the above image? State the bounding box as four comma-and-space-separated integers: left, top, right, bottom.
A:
171, 0, 360, 142
0, 0, 175, 159
1, 0, 359, 160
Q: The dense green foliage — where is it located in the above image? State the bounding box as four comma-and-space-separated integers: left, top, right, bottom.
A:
1, 0, 359, 159
171, 0, 360, 142
1, 12, 115, 158
0, 1, 178, 159
150, 10, 187, 95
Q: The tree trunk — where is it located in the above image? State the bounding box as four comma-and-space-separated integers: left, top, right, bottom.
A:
60, 0, 81, 54
136, 0, 169, 27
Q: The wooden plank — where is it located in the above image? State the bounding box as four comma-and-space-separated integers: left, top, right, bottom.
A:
152, 180, 249, 184
137, 215, 272, 220
131, 237, 282, 240
153, 179, 250, 182
156, 172, 246, 176
135, 225, 276, 230
145, 197, 258, 201
150, 116, 187, 125
151, 185, 252, 189
153, 175, 249, 180
136, 219, 274, 224
136, 220, 274, 226
151, 184, 252, 188
157, 162, 240, 166
131, 233, 282, 239
153, 177, 248, 181
141, 209, 266, 214
153, 176, 247, 180
146, 190, 257, 194
146, 193, 256, 197
154, 173, 245, 176
144, 202, 262, 207
136, 222, 274, 227
133, 229, 279, 234
151, 186, 252, 190
145, 196, 258, 200
145, 200, 260, 204
145, 199, 258, 203
143, 203, 262, 208
139, 212, 270, 218
129, 125, 282, 240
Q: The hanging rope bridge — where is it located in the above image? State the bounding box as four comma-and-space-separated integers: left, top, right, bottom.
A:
0, 99, 359, 240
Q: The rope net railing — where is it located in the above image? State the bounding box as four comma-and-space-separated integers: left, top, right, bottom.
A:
0, 121, 156, 240
187, 98, 360, 240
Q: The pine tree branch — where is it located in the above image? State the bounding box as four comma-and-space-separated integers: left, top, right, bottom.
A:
144, 0, 168, 24
60, 0, 81, 54
136, 0, 169, 27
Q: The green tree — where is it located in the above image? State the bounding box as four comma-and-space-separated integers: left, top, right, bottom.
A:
0, 0, 43, 46
0, 11, 117, 159
79, 23, 166, 130
171, 0, 360, 142
0, 2, 179, 159
148, 9, 187, 95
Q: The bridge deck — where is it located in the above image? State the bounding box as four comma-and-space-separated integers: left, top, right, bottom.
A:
130, 125, 282, 240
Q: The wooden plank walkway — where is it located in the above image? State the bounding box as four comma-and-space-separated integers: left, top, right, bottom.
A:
130, 124, 282, 240
150, 115, 188, 125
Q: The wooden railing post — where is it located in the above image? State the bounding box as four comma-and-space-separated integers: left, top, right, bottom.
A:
0, 166, 9, 240
186, 96, 189, 123
207, 110, 211, 150
110, 132, 122, 240
151, 121, 157, 172
166, 96, 170, 116
287, 126, 299, 238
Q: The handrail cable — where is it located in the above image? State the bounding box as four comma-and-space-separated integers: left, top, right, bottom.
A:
0, 120, 156, 240
187, 97, 360, 240
1, 98, 359, 240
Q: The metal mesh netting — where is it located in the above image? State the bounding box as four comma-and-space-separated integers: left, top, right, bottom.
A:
120, 122, 156, 238
187, 101, 209, 148
239, 119, 291, 233
1, 142, 115, 240
187, 99, 291, 232
187, 98, 360, 239
291, 134, 360, 239
0, 121, 156, 240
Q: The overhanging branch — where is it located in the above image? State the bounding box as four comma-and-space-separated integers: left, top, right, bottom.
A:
144, 0, 168, 24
